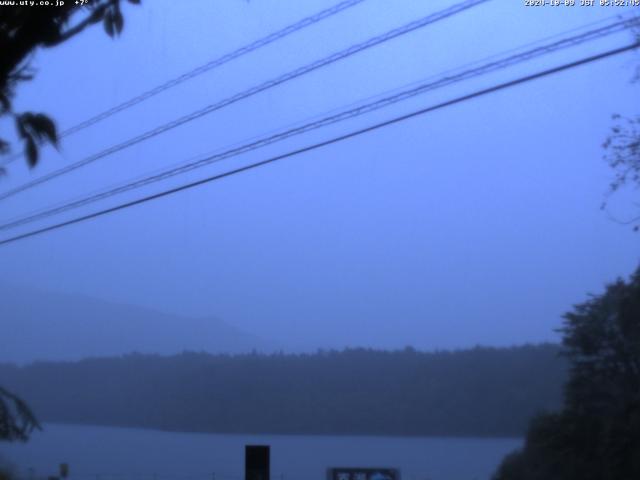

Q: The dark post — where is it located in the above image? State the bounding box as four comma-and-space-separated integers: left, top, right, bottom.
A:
245, 445, 270, 480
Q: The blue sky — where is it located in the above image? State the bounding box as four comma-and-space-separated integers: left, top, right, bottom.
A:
1, 0, 639, 352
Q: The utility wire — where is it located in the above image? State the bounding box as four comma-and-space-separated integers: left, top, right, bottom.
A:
0, 0, 490, 201
60, 0, 366, 137
1, 17, 636, 233
0, 0, 368, 167
0, 41, 637, 247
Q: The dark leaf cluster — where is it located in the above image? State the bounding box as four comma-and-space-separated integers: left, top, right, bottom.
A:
0, 386, 41, 442
0, 0, 140, 169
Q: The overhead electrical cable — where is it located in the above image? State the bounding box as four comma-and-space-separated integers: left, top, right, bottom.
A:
60, 0, 367, 137
0, 0, 490, 201
0, 17, 636, 233
0, 0, 369, 167
0, 41, 637, 247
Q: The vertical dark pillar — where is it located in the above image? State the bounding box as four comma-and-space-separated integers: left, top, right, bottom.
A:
245, 445, 270, 480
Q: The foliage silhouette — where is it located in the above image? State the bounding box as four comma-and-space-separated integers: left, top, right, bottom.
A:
0, 386, 40, 442
0, 0, 140, 172
494, 267, 640, 480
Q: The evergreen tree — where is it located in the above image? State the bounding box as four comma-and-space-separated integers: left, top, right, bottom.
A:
494, 267, 640, 480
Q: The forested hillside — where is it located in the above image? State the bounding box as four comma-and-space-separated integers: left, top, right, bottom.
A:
0, 345, 565, 437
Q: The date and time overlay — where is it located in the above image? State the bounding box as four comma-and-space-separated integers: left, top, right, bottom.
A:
526, 0, 639, 7
0, 0, 639, 8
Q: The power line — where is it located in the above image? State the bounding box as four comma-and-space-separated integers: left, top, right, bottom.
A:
0, 0, 368, 167
1, 16, 635, 233
0, 0, 490, 201
1, 41, 636, 247
1, 17, 633, 230
60, 0, 366, 137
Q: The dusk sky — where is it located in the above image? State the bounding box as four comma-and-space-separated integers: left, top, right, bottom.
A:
1, 0, 639, 353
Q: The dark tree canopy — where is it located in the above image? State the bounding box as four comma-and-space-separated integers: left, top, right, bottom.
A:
0, 0, 139, 171
494, 267, 640, 480
561, 268, 640, 418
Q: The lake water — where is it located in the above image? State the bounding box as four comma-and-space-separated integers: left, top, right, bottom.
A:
1, 424, 521, 480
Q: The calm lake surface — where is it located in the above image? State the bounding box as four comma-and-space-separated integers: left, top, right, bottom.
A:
1, 424, 521, 480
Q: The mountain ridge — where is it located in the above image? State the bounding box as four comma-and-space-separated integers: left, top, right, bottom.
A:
0, 283, 277, 363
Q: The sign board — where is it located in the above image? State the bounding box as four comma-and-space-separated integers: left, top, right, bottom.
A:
328, 468, 399, 480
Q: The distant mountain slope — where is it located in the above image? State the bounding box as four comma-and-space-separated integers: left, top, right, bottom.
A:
0, 345, 566, 437
0, 283, 276, 363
